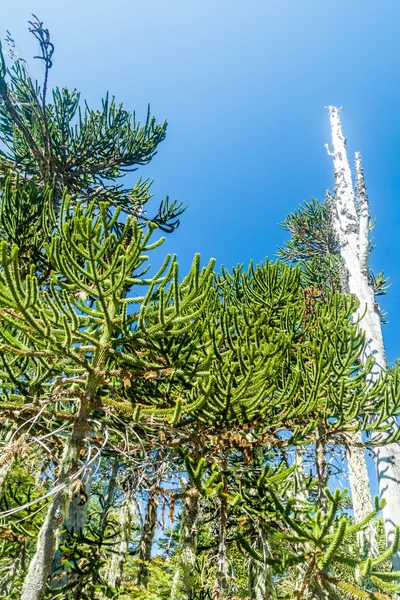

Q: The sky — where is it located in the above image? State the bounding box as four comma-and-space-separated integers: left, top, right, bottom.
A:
1, 0, 400, 362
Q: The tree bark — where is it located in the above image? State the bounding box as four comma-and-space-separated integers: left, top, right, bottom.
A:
49, 452, 95, 588
347, 433, 378, 558
99, 458, 120, 539
63, 456, 94, 536
136, 484, 158, 588
327, 106, 400, 566
212, 493, 229, 600
171, 484, 200, 600
294, 446, 308, 503
315, 422, 328, 509
21, 398, 90, 600
136, 453, 169, 589
106, 472, 137, 589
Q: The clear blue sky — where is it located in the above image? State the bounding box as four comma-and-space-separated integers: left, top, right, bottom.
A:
2, 1, 400, 362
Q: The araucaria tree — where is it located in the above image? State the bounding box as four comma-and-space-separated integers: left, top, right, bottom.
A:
1, 18, 400, 600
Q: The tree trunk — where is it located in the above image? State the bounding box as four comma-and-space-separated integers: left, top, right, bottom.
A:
136, 485, 158, 588
21, 398, 90, 600
315, 422, 328, 509
171, 484, 200, 600
327, 106, 400, 566
49, 454, 95, 588
106, 472, 137, 589
63, 454, 94, 536
99, 458, 120, 538
50, 454, 116, 591
347, 433, 378, 558
136, 453, 169, 589
294, 446, 308, 503
212, 493, 229, 600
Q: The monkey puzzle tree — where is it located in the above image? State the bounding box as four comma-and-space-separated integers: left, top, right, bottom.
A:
0, 192, 215, 600
278, 196, 381, 559
0, 17, 180, 211
0, 17, 211, 600
167, 260, 400, 599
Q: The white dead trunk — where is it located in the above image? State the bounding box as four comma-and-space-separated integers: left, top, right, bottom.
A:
327, 106, 400, 567
355, 152, 370, 278
347, 432, 378, 558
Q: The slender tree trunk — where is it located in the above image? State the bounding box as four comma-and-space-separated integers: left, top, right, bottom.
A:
49, 453, 95, 588
136, 453, 169, 589
171, 484, 200, 600
99, 458, 120, 538
315, 422, 328, 508
106, 472, 137, 589
21, 398, 90, 600
294, 446, 308, 503
64, 454, 94, 536
290, 447, 311, 592
50, 456, 118, 592
331, 206, 377, 558
212, 493, 229, 600
240, 447, 276, 599
327, 106, 400, 567
136, 484, 158, 588
136, 470, 161, 591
